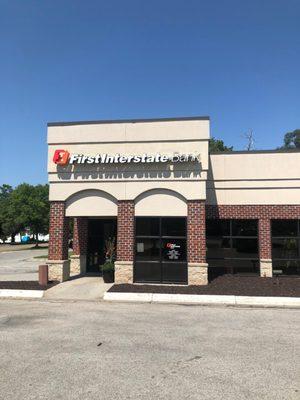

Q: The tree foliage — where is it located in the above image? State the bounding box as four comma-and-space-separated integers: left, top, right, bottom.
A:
282, 129, 300, 149
0, 185, 13, 241
0, 183, 49, 244
209, 137, 233, 152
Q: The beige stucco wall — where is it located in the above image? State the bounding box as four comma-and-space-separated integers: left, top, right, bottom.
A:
48, 119, 209, 144
135, 189, 187, 216
48, 118, 300, 209
65, 189, 118, 217
48, 118, 210, 206
50, 180, 206, 202
207, 152, 300, 205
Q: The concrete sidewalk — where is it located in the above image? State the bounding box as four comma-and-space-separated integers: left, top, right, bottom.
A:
1, 276, 299, 307
44, 276, 113, 301
104, 291, 300, 308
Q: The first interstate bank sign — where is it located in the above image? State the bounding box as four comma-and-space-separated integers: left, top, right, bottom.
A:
53, 150, 201, 166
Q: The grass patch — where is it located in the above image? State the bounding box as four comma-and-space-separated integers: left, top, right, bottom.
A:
34, 250, 73, 259
0, 243, 48, 253
30, 245, 49, 250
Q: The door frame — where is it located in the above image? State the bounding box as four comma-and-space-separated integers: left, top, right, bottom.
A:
133, 216, 188, 284
86, 217, 117, 274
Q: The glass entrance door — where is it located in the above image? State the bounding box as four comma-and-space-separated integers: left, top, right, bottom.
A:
87, 219, 117, 274
134, 217, 187, 284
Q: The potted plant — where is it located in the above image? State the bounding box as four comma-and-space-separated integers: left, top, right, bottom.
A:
102, 237, 116, 283
102, 261, 115, 283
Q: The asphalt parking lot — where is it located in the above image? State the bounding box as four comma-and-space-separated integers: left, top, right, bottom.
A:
0, 299, 299, 400
0, 249, 47, 281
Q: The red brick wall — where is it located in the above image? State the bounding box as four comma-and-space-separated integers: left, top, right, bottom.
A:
48, 202, 69, 260
187, 200, 206, 263
206, 205, 300, 219
116, 201, 135, 261
206, 205, 300, 261
259, 219, 272, 259
73, 217, 88, 256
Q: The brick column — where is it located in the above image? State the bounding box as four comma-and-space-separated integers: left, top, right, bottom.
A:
115, 200, 134, 283
187, 200, 208, 285
70, 217, 88, 276
259, 219, 272, 277
47, 201, 70, 282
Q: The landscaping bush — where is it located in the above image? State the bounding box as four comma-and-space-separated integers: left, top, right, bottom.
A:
102, 262, 115, 283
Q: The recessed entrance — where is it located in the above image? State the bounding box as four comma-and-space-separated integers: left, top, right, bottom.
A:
87, 218, 117, 274
134, 217, 187, 284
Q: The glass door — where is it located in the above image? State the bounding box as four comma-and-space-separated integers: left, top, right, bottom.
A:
134, 217, 187, 284
87, 219, 117, 274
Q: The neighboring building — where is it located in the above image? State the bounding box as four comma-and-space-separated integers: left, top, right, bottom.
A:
47, 117, 300, 283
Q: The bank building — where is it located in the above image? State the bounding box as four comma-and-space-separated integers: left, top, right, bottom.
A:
47, 117, 300, 284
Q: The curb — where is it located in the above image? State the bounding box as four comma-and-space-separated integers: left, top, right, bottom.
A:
0, 289, 44, 299
104, 292, 153, 302
103, 292, 300, 308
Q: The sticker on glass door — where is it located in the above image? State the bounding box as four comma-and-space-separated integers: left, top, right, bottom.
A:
166, 242, 181, 260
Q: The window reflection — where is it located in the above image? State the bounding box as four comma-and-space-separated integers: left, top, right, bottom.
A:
206, 219, 259, 275
271, 220, 300, 275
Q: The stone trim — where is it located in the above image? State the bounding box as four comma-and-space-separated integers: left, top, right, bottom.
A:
188, 263, 209, 267
70, 254, 87, 276
260, 259, 272, 278
188, 263, 208, 285
115, 261, 133, 284
47, 260, 70, 282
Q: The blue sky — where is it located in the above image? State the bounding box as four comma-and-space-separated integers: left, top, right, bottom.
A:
0, 0, 299, 186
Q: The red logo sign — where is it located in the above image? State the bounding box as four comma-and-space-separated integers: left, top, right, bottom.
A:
53, 150, 70, 165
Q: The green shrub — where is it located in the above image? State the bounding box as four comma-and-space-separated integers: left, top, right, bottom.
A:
102, 262, 115, 273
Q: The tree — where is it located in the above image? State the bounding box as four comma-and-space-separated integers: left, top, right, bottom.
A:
242, 129, 255, 151
0, 185, 13, 242
282, 129, 300, 149
28, 184, 49, 245
0, 183, 49, 246
0, 184, 13, 199
8, 183, 49, 246
209, 137, 233, 152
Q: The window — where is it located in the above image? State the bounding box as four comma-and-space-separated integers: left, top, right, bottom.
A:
135, 217, 187, 283
206, 219, 259, 276
271, 220, 300, 275
136, 218, 160, 236
162, 217, 186, 237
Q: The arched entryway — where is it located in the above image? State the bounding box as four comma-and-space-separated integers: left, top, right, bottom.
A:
134, 189, 188, 284
66, 189, 118, 275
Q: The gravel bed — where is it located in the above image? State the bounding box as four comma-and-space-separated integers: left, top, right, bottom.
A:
0, 281, 59, 291
108, 275, 300, 297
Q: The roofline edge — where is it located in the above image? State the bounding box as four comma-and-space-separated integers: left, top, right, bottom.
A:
47, 116, 210, 127
210, 149, 300, 155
